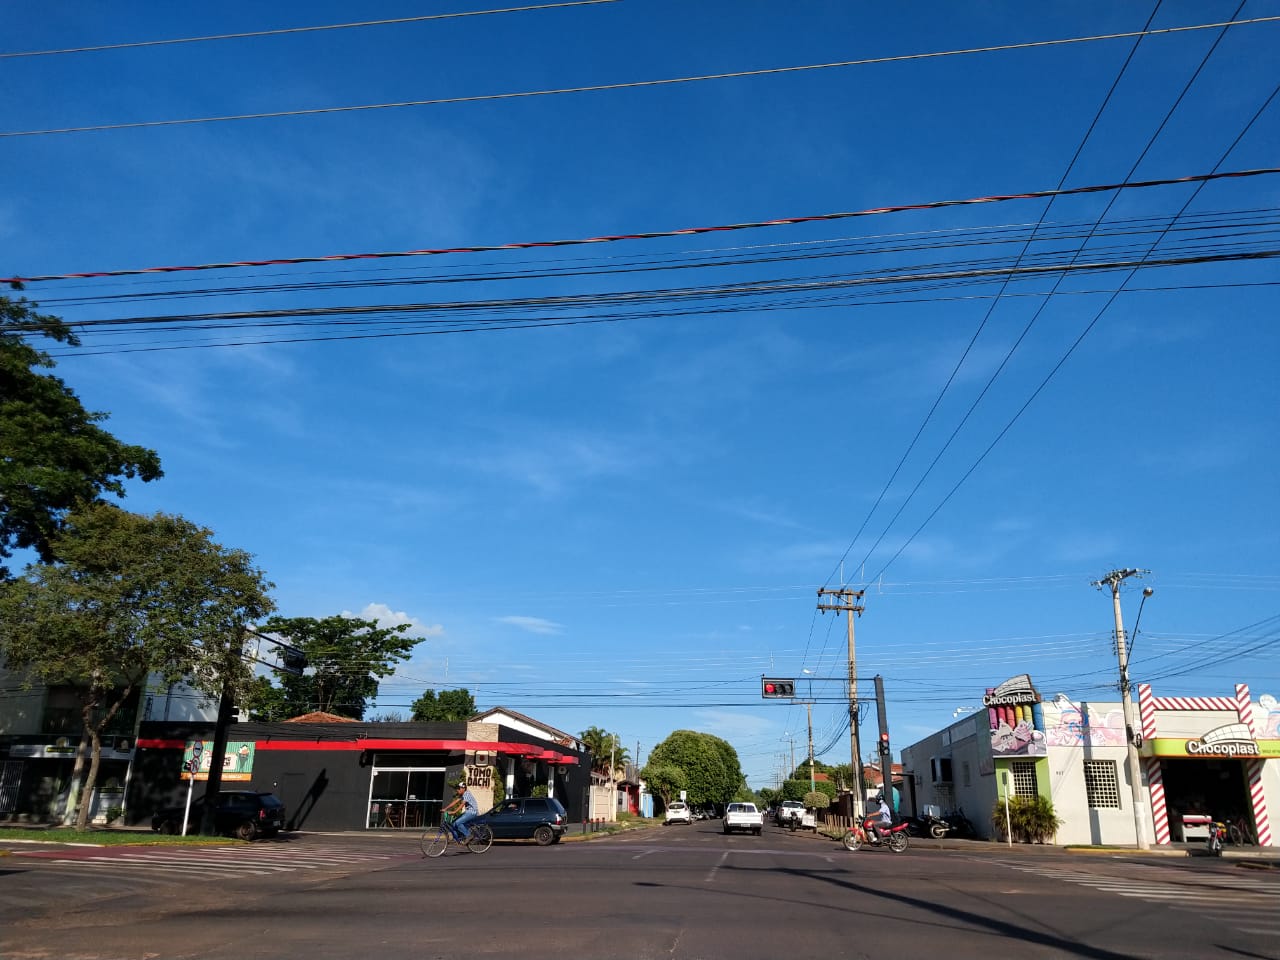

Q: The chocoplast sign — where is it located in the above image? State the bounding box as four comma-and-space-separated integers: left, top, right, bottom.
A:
1185, 723, 1260, 758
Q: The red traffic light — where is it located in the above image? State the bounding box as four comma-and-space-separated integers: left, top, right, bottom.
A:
762, 678, 795, 699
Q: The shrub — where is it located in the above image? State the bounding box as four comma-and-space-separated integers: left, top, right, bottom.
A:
804, 791, 831, 810
992, 795, 1062, 843
531, 785, 549, 798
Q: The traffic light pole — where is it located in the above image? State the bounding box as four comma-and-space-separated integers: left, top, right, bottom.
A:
818, 588, 865, 818
874, 675, 891, 802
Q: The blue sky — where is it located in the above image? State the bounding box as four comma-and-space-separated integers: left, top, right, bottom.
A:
4, 1, 1279, 790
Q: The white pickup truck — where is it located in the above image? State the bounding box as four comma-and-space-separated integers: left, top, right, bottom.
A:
722, 802, 763, 835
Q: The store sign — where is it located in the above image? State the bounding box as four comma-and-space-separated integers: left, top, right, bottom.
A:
985, 674, 1047, 758
181, 740, 256, 781
983, 675, 1041, 708
1185, 723, 1260, 758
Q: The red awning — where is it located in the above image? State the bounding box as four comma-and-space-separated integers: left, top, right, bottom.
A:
553, 754, 578, 766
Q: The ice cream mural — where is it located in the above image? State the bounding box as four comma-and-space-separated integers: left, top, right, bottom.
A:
1044, 694, 1127, 748
984, 674, 1048, 757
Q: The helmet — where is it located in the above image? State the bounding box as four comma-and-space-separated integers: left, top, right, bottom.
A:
873, 794, 884, 803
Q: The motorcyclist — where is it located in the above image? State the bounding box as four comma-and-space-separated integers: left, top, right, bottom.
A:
870, 793, 893, 842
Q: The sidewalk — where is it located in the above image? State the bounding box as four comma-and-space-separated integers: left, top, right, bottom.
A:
816, 829, 1279, 865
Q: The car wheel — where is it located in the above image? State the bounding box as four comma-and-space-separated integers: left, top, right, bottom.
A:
157, 820, 177, 836
236, 821, 258, 842
723, 825, 730, 834
754, 828, 761, 835
533, 825, 555, 846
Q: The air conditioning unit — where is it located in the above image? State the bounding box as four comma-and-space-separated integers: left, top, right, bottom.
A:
930, 757, 953, 784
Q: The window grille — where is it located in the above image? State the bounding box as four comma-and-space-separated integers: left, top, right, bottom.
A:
1083, 760, 1121, 808
1010, 760, 1038, 798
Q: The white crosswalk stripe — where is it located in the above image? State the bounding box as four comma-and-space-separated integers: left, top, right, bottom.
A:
33, 843, 404, 881
998, 861, 1280, 935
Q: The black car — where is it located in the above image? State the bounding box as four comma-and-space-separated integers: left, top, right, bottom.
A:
475, 796, 567, 845
152, 790, 286, 840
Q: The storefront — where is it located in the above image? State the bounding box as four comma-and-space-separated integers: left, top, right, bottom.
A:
902, 677, 1278, 847
128, 711, 589, 833
1138, 683, 1277, 847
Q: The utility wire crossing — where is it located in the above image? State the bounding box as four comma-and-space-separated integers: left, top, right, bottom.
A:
6, 167, 1276, 285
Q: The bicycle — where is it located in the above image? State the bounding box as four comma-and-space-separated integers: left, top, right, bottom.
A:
420, 814, 493, 857
1225, 817, 1255, 847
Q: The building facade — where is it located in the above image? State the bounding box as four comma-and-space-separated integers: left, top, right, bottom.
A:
901, 675, 1278, 847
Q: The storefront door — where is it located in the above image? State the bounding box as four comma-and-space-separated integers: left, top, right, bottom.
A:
1159, 758, 1251, 840
366, 763, 445, 829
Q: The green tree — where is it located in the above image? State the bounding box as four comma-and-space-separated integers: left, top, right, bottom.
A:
411, 688, 476, 722
639, 764, 687, 809
645, 730, 744, 807
0, 504, 274, 828
249, 615, 424, 720
578, 726, 631, 775
0, 295, 162, 577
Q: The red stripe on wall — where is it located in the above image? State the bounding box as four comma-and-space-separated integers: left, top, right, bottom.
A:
136, 738, 574, 756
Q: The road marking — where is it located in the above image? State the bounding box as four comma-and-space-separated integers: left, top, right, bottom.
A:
997, 861, 1280, 936
704, 851, 729, 883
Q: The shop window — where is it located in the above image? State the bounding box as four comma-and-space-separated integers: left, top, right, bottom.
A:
1083, 760, 1121, 809
1010, 760, 1038, 798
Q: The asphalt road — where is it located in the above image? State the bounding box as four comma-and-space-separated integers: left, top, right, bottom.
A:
2, 823, 1277, 959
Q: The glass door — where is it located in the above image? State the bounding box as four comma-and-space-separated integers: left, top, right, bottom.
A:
367, 765, 445, 829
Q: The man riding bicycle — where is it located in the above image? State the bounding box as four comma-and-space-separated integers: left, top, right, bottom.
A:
443, 781, 479, 839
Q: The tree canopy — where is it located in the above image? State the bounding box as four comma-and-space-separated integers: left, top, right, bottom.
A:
0, 295, 162, 577
247, 614, 424, 720
0, 503, 275, 827
411, 688, 476, 722
578, 726, 631, 774
642, 729, 745, 807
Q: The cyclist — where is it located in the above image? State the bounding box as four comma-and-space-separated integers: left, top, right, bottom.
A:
443, 781, 479, 840
870, 793, 893, 843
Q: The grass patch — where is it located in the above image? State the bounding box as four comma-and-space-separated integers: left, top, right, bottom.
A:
0, 825, 235, 846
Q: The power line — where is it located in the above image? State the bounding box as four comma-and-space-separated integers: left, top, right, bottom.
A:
4, 16, 1277, 138
0, 1, 620, 59
6, 167, 1277, 285
861, 30, 1278, 586
822, 0, 1165, 591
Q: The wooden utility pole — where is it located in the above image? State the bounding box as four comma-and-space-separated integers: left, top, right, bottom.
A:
817, 587, 866, 817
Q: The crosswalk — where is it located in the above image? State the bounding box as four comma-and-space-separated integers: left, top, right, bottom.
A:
18, 842, 410, 881
998, 860, 1280, 938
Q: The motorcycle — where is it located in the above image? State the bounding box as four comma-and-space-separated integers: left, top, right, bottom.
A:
842, 816, 910, 853
921, 813, 955, 839
1207, 821, 1227, 856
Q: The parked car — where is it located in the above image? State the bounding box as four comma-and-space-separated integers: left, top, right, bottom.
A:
664, 801, 693, 825
776, 800, 805, 827
475, 796, 567, 845
152, 790, 286, 840
722, 802, 763, 835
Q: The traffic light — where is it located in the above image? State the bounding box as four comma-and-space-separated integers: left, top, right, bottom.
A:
280, 647, 307, 676
761, 678, 795, 699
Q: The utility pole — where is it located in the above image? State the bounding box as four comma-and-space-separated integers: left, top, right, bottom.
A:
1092, 568, 1151, 850
818, 587, 866, 817
806, 701, 816, 794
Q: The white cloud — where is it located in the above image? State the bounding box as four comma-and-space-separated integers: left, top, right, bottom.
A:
496, 615, 563, 635
345, 602, 444, 637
